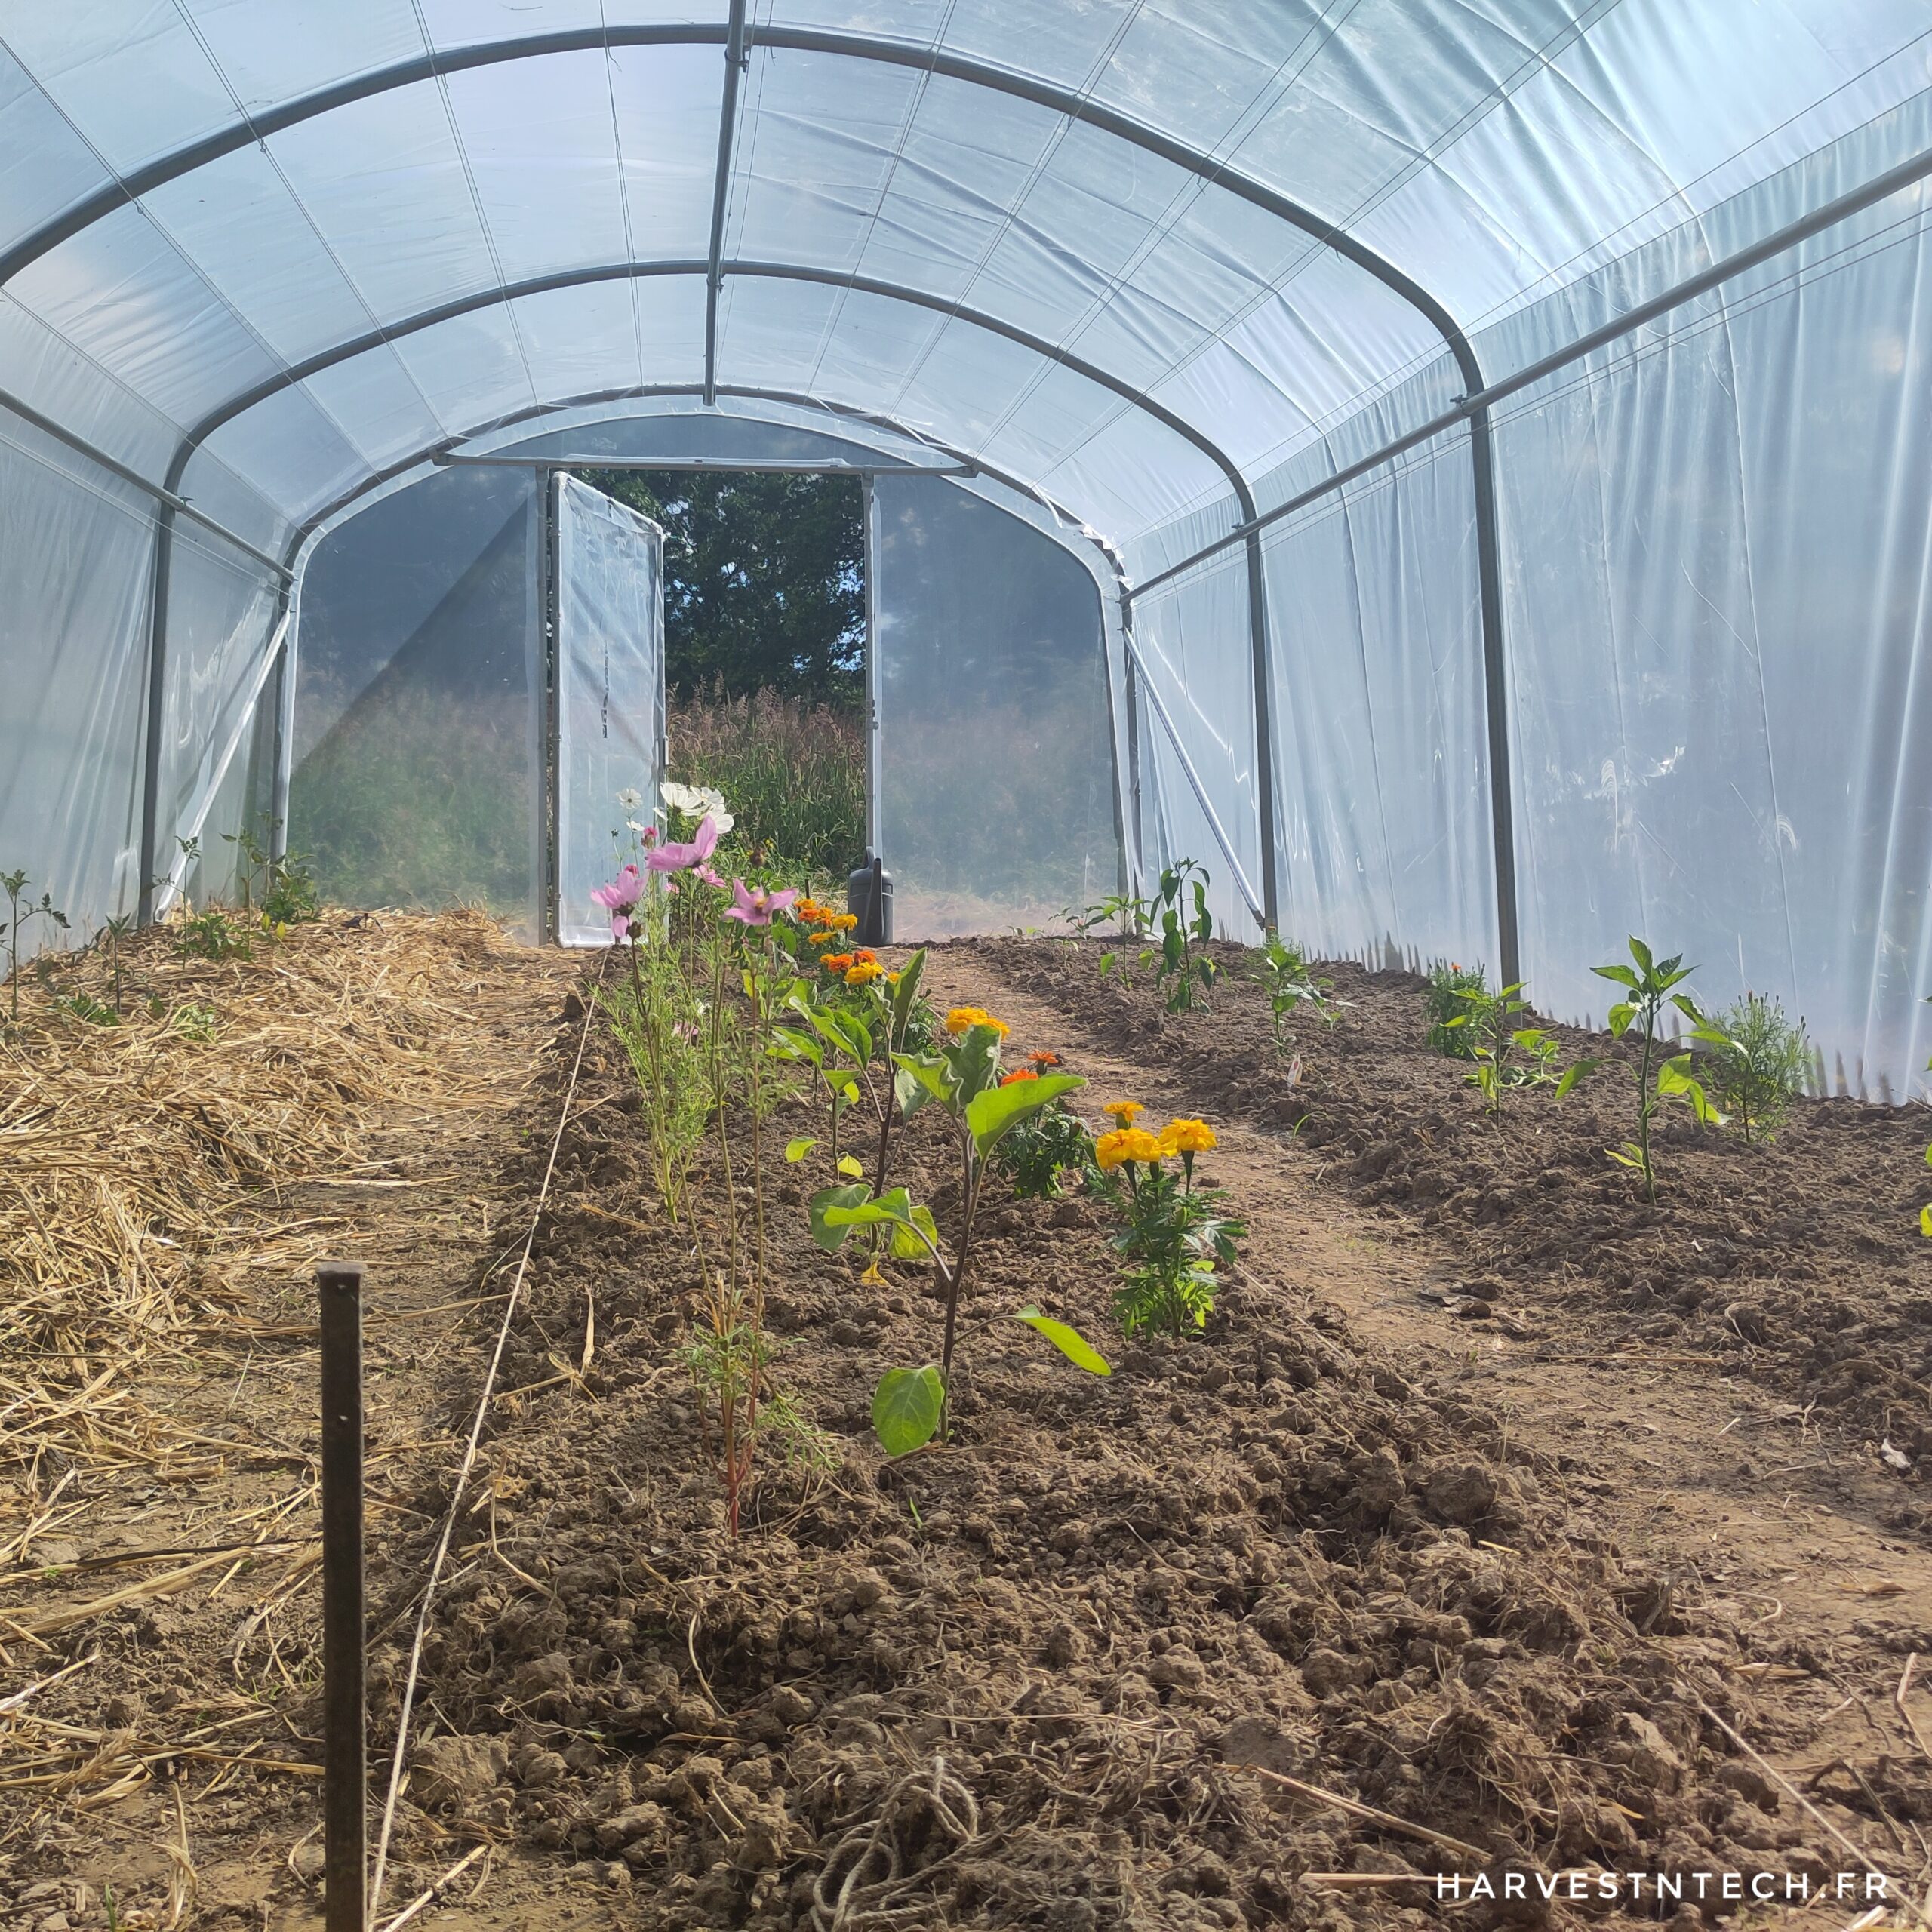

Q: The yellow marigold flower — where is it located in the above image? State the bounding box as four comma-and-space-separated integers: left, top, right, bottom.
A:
809, 928, 838, 946
831, 912, 859, 931
944, 1005, 1009, 1038
885, 970, 902, 985
845, 960, 884, 986
1158, 1118, 1217, 1157
1094, 1126, 1164, 1171
1102, 1100, 1144, 1124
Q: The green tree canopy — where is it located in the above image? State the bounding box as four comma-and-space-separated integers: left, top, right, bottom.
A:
583, 468, 863, 704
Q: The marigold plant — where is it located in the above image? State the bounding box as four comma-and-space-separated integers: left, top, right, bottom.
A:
945, 1005, 1009, 1038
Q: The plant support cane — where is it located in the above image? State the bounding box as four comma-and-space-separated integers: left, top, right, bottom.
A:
317, 1262, 367, 1932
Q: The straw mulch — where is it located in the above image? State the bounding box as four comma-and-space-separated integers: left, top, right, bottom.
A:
0, 908, 527, 1574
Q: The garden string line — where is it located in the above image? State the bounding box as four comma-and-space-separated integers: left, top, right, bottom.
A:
368, 965, 605, 1923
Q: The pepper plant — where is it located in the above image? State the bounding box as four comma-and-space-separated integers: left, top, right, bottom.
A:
808, 1005, 1107, 1452
1256, 935, 1340, 1048
1441, 980, 1577, 1117
1575, 938, 1723, 1202
2, 871, 68, 1027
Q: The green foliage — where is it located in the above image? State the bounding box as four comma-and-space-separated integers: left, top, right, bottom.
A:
1078, 863, 1220, 1010
585, 470, 865, 703
1257, 935, 1339, 1048
1094, 1158, 1245, 1338
1423, 960, 1488, 1057
1577, 937, 1724, 1202
1697, 992, 1809, 1143
174, 908, 251, 961
1011, 1308, 1111, 1375
604, 952, 709, 1222
1441, 980, 1570, 1116
54, 988, 118, 1027
170, 1002, 220, 1042
669, 685, 865, 878
223, 817, 322, 926
872, 1366, 946, 1458
101, 913, 134, 1014
992, 1097, 1093, 1198
2, 869, 68, 1027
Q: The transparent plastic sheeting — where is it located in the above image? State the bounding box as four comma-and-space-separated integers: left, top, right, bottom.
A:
1124, 546, 1266, 945
1259, 431, 1497, 977
555, 473, 665, 949
1488, 170, 1932, 1100
0, 421, 156, 940
288, 463, 543, 937
870, 474, 1121, 938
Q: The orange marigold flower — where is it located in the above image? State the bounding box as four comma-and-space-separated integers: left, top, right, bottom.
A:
943, 1005, 1010, 1038
845, 960, 884, 986
854, 949, 877, 964
1158, 1118, 1217, 1157
999, 1067, 1039, 1086
1027, 1049, 1063, 1068
1094, 1126, 1164, 1171
821, 952, 854, 973
1102, 1100, 1144, 1124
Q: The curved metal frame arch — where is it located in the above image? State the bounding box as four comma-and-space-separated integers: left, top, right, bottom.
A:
140, 255, 1278, 923
60, 20, 1512, 956
260, 380, 1151, 926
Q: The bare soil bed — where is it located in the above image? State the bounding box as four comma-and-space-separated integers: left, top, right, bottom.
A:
8, 927, 1930, 1932
393, 939, 1932, 1931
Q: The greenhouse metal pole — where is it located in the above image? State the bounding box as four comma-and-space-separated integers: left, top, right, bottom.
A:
703, 0, 750, 408
1244, 528, 1281, 934
136, 502, 177, 926
1467, 415, 1521, 986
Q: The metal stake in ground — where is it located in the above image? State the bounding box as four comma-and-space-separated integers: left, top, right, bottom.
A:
317, 1261, 368, 1932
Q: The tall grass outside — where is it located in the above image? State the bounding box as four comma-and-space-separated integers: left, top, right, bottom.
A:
670, 681, 866, 881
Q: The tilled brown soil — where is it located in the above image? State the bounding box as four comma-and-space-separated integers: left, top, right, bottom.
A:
391, 944, 1932, 1931
981, 939, 1932, 1487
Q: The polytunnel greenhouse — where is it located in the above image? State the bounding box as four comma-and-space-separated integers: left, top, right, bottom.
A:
7, 7, 1932, 1928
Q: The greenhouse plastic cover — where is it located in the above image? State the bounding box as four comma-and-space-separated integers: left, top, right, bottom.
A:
1, 1, 1930, 1094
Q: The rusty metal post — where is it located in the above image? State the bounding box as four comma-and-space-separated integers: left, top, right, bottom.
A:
317, 1261, 367, 1932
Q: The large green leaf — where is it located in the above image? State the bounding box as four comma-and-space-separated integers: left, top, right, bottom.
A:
964, 1072, 1086, 1156
890, 1203, 940, 1261
808, 1183, 872, 1250
1592, 963, 1640, 990
1657, 1054, 1721, 1125
1012, 1307, 1110, 1375
784, 1137, 817, 1163
769, 1026, 823, 1068
893, 1063, 932, 1121
892, 1051, 955, 1115
889, 948, 928, 1048
949, 1023, 1004, 1103
872, 1365, 943, 1457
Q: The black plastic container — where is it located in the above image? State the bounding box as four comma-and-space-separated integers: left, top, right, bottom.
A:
846, 854, 894, 946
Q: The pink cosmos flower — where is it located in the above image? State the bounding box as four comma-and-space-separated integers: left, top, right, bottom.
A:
589, 863, 645, 941
694, 863, 725, 889
724, 878, 800, 927
645, 812, 720, 872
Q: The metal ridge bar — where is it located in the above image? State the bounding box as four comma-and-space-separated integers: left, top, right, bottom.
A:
431, 452, 972, 474
703, 2, 750, 406
1130, 137, 1932, 601
0, 385, 289, 579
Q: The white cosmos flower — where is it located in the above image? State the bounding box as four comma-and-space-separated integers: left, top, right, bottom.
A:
660, 780, 734, 834
616, 786, 642, 811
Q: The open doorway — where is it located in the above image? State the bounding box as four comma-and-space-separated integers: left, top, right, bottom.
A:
580, 466, 868, 885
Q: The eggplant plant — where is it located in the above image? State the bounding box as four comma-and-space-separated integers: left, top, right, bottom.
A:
808, 1005, 1108, 1452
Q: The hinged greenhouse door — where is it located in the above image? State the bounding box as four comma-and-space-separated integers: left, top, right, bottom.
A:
551, 472, 666, 946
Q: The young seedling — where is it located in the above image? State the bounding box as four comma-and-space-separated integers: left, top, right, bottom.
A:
101, 913, 135, 1014
1257, 935, 1340, 1048
2, 870, 69, 1026
808, 1008, 1108, 1451
1579, 937, 1723, 1202
1697, 992, 1808, 1144
1089, 1113, 1244, 1336
1423, 960, 1488, 1057
1442, 980, 1573, 1118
